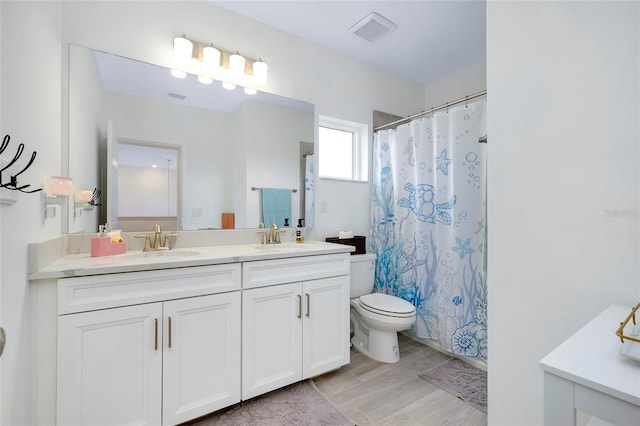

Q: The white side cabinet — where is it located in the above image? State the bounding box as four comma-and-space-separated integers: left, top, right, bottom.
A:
56, 264, 241, 426
241, 254, 350, 399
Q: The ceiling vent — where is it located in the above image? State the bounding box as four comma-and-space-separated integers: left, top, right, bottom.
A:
348, 12, 397, 42
168, 92, 186, 100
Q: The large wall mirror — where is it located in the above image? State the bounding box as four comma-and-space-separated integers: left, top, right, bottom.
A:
67, 44, 314, 233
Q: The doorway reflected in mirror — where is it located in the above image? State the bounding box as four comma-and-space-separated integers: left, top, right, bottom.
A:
117, 142, 180, 232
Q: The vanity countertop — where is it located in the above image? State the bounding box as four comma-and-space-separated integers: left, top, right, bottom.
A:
29, 241, 354, 280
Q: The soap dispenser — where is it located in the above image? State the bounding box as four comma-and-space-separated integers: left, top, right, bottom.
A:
296, 219, 305, 243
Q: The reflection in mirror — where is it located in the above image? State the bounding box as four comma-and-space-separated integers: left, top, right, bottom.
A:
68, 44, 314, 233
117, 142, 180, 232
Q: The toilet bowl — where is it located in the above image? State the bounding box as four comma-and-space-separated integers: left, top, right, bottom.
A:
350, 253, 416, 363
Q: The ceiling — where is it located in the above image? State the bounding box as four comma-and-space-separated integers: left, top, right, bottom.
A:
211, 1, 486, 86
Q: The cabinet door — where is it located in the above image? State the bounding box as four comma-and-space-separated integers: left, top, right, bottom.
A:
242, 283, 302, 399
303, 275, 350, 378
162, 292, 241, 425
57, 303, 163, 426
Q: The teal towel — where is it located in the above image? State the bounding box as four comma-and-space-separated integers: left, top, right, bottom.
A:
262, 188, 292, 227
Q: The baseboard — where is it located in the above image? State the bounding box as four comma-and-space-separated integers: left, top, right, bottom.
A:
400, 331, 487, 371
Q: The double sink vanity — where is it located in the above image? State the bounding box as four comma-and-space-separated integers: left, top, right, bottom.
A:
29, 230, 353, 425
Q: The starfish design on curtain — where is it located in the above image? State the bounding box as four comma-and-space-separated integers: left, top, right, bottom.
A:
436, 149, 453, 175
452, 237, 475, 259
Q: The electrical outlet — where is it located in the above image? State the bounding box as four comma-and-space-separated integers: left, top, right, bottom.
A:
192, 208, 202, 217
319, 200, 328, 213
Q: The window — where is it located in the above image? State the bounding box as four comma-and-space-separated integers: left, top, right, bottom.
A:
318, 116, 368, 182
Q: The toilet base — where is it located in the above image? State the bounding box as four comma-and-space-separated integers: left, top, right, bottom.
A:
351, 328, 400, 363
351, 307, 401, 363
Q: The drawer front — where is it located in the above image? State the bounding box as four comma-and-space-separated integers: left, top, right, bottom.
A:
242, 254, 349, 289
58, 264, 241, 315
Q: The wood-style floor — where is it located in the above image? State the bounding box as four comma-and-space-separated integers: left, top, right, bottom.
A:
312, 333, 487, 426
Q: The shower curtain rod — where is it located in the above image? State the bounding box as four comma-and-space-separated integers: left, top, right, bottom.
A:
373, 90, 487, 132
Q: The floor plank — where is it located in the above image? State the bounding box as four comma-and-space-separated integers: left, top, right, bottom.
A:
313, 334, 487, 426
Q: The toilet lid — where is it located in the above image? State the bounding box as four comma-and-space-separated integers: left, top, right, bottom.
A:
359, 293, 416, 317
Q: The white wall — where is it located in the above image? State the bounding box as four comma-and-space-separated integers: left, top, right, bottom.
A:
118, 166, 178, 217
1, 3, 64, 425
424, 60, 486, 107
487, 2, 639, 425
1, 2, 425, 423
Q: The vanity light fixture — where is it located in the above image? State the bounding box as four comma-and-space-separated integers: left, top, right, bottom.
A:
76, 188, 93, 203
48, 176, 73, 197
222, 81, 236, 90
244, 87, 257, 95
73, 188, 95, 217
171, 35, 268, 86
43, 176, 73, 218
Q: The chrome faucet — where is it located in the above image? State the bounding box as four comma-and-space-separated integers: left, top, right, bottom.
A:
268, 223, 284, 244
135, 224, 179, 251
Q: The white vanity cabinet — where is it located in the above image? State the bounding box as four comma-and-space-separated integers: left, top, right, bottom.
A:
241, 253, 350, 399
56, 264, 241, 426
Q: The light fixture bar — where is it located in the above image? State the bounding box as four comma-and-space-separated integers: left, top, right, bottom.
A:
188, 39, 261, 76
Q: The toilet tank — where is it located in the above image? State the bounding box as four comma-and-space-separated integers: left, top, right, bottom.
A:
349, 253, 376, 298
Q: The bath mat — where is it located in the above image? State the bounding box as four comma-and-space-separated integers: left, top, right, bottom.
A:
419, 358, 487, 413
184, 380, 354, 426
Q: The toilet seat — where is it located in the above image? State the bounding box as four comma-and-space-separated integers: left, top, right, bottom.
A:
358, 293, 415, 318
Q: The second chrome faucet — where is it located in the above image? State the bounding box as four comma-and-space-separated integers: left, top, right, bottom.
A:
256, 223, 285, 244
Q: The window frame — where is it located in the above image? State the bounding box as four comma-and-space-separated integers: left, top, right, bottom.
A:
318, 115, 368, 182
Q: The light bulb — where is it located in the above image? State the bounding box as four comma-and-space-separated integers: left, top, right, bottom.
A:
202, 46, 220, 71
229, 52, 246, 77
222, 81, 236, 90
253, 59, 268, 84
244, 87, 257, 95
198, 75, 213, 84
171, 69, 187, 79
173, 35, 193, 66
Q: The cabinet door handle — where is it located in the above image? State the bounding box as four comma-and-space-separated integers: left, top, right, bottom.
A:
306, 293, 310, 317
297, 294, 302, 319
168, 316, 172, 348
154, 318, 158, 351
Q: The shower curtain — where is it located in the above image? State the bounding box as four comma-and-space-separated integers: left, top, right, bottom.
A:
304, 154, 315, 227
370, 100, 487, 361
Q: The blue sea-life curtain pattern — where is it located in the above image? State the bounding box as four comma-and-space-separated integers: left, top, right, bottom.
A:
371, 100, 487, 361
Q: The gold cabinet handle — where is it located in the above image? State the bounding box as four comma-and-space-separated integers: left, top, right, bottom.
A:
306, 293, 310, 317
168, 316, 172, 348
154, 318, 158, 351
297, 294, 302, 319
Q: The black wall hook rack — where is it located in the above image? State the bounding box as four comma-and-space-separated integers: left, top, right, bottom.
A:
88, 188, 102, 206
0, 134, 42, 194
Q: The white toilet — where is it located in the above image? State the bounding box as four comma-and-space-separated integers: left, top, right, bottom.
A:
350, 253, 416, 363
